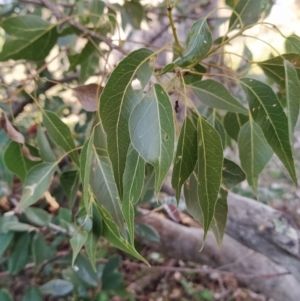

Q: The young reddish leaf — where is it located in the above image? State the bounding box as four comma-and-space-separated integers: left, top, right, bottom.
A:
73, 84, 102, 112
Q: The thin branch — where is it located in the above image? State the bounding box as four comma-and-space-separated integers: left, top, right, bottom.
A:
19, 0, 73, 8
39, 0, 127, 55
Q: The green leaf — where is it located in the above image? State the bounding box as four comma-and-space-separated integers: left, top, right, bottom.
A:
32, 233, 54, 266
89, 0, 105, 24
197, 117, 223, 240
229, 0, 262, 31
285, 35, 300, 54
40, 279, 74, 297
8, 232, 31, 275
97, 204, 148, 264
37, 126, 56, 162
185, 79, 247, 114
122, 144, 145, 243
102, 256, 123, 290
240, 78, 297, 184
80, 133, 94, 212
42, 110, 80, 166
139, 164, 155, 204
135, 222, 160, 242
172, 116, 197, 202
223, 112, 248, 141
19, 162, 56, 209
0, 232, 13, 256
129, 83, 175, 194
80, 51, 99, 84
121, 1, 144, 29
284, 60, 300, 140
225, 0, 239, 8
0, 15, 58, 61
22, 286, 43, 301
210, 188, 228, 245
90, 149, 124, 233
24, 207, 51, 226
73, 254, 98, 287
222, 158, 246, 189
207, 111, 226, 148
70, 231, 88, 265
238, 120, 273, 191
0, 289, 13, 301
237, 43, 253, 74
4, 141, 40, 182
60, 170, 80, 207
158, 63, 175, 75
100, 48, 154, 198
175, 18, 212, 67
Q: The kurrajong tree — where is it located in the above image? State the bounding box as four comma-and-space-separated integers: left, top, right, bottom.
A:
0, 0, 299, 299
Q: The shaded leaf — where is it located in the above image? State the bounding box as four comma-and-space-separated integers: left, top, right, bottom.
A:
139, 164, 155, 204
102, 256, 123, 290
0, 15, 58, 61
32, 233, 54, 266
43, 110, 79, 166
100, 48, 154, 198
121, 1, 144, 29
223, 112, 248, 141
185, 79, 247, 114
285, 35, 300, 54
60, 170, 80, 207
158, 63, 175, 75
0, 290, 13, 301
0, 232, 13, 256
24, 207, 51, 226
163, 203, 181, 222
240, 78, 296, 184
238, 120, 273, 191
129, 83, 175, 194
135, 222, 160, 242
19, 162, 57, 209
22, 286, 43, 301
89, 0, 105, 24
172, 116, 197, 202
37, 126, 56, 162
175, 18, 212, 67
207, 111, 226, 148
73, 84, 102, 112
70, 231, 88, 265
222, 158, 246, 189
40, 280, 74, 296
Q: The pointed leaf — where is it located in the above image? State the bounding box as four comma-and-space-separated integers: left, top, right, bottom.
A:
284, 60, 300, 140
73, 84, 102, 112
185, 79, 247, 114
100, 48, 154, 198
0, 15, 58, 61
122, 144, 145, 243
229, 0, 262, 31
90, 149, 124, 232
238, 120, 273, 191
222, 158, 246, 189
240, 78, 297, 184
285, 35, 300, 54
22, 286, 43, 301
135, 222, 160, 242
223, 112, 248, 141
70, 231, 88, 265
19, 162, 57, 209
129, 83, 175, 194
42, 110, 79, 166
37, 126, 56, 162
60, 170, 80, 207
175, 18, 212, 67
172, 116, 197, 202
197, 117, 223, 239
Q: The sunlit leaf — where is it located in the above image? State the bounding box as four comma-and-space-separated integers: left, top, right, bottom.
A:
70, 231, 88, 265
175, 18, 212, 67
129, 83, 175, 194
222, 158, 246, 189
240, 78, 297, 184
100, 48, 154, 198
223, 112, 248, 141
172, 116, 197, 202
238, 120, 273, 191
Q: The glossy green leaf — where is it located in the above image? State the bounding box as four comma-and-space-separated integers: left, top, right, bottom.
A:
24, 207, 51, 226
97, 204, 148, 264
222, 158, 246, 189
32, 233, 54, 266
8, 232, 31, 275
90, 148, 124, 232
42, 110, 79, 166
135, 222, 160, 242
240, 78, 297, 184
258, 54, 300, 84
229, 0, 262, 31
0, 290, 13, 301
185, 79, 247, 114
37, 126, 56, 162
285, 35, 300, 54
0, 15, 58, 61
129, 83, 175, 194
22, 286, 43, 301
223, 112, 248, 141
70, 231, 88, 265
100, 48, 154, 198
80, 133, 94, 212
172, 116, 197, 202
0, 232, 13, 256
284, 60, 300, 140
210, 189, 228, 245
60, 170, 80, 207
4, 141, 40, 182
40, 279, 74, 296
102, 257, 123, 290
238, 120, 273, 191
197, 117, 223, 239
122, 144, 145, 243
19, 162, 56, 209
175, 18, 212, 67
